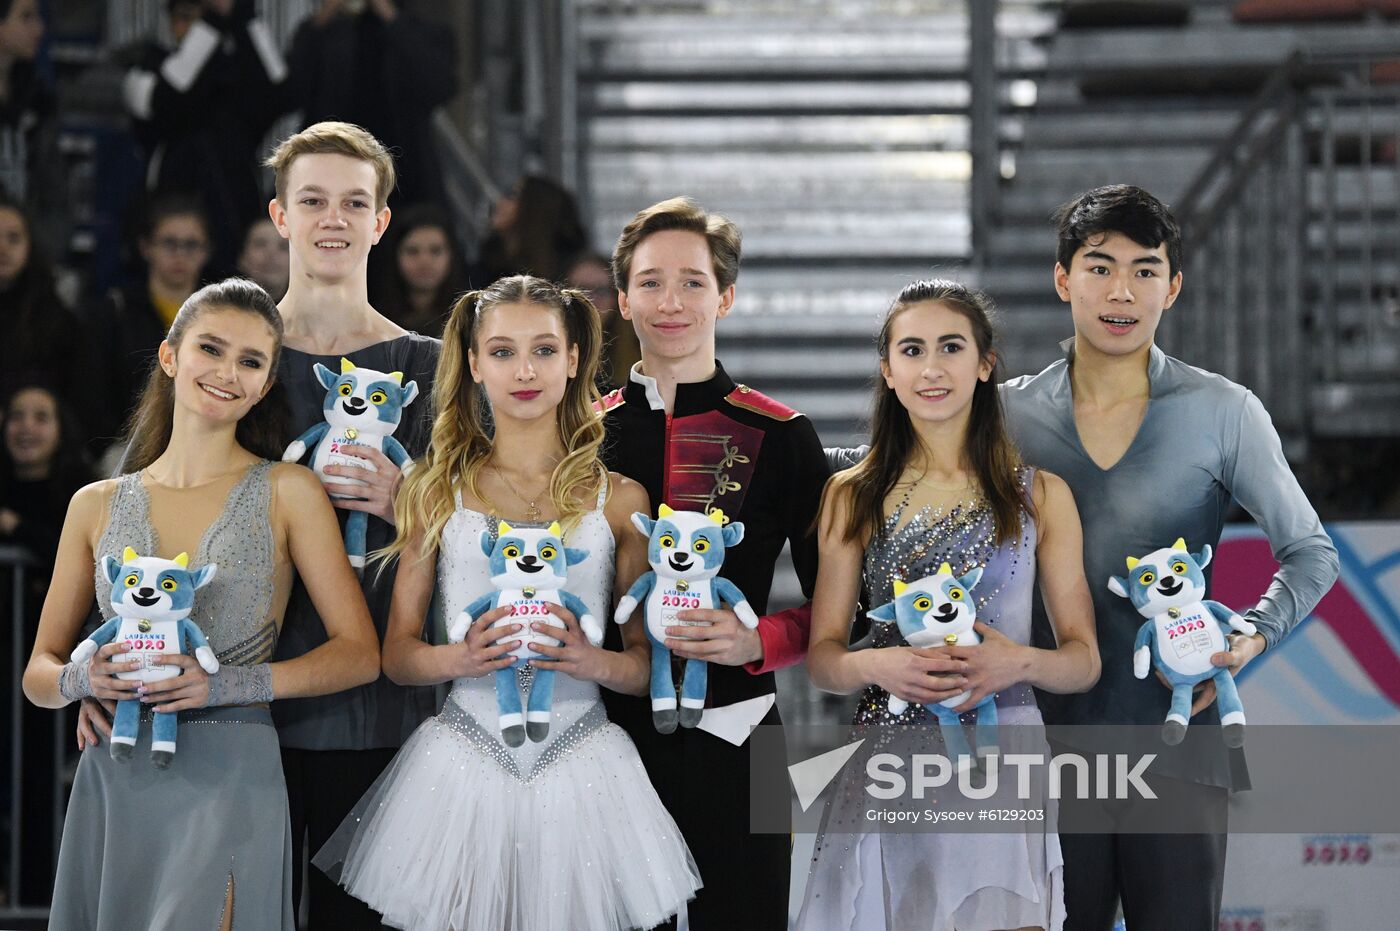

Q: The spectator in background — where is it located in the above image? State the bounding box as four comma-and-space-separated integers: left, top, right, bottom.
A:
0, 193, 93, 444
288, 0, 457, 208
566, 250, 639, 391
237, 216, 290, 301
472, 175, 588, 286
368, 203, 465, 337
119, 0, 290, 275
87, 194, 212, 455
0, 0, 63, 257
0, 381, 91, 907
0, 383, 91, 568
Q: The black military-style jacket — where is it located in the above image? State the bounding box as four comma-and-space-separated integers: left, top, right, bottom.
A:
599, 361, 828, 712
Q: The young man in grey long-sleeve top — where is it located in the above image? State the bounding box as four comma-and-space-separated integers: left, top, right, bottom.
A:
823, 185, 1337, 928
1000, 185, 1339, 930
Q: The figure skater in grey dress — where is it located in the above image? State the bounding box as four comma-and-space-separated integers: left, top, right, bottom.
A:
799, 280, 1100, 931
25, 278, 381, 931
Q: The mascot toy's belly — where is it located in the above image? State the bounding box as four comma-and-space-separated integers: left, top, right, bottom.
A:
312, 427, 381, 497
905, 626, 981, 709
114, 618, 182, 682
492, 589, 566, 661
644, 578, 712, 644
1154, 603, 1226, 677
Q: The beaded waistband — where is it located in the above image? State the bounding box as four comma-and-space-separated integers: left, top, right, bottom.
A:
137, 704, 274, 726
438, 697, 609, 784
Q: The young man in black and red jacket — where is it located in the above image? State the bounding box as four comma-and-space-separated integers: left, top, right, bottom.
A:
598, 197, 827, 929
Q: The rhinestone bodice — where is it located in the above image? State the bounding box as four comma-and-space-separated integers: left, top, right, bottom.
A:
437, 487, 616, 775
853, 466, 1041, 725
93, 462, 279, 667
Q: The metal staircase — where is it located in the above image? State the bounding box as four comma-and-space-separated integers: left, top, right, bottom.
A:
572, 0, 1055, 449
978, 0, 1400, 390
980, 6, 1400, 466
1171, 50, 1400, 447
561, 1, 1400, 508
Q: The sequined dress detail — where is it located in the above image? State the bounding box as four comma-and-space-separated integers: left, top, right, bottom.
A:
796, 466, 1065, 931
93, 463, 279, 667
50, 462, 293, 931
854, 466, 1039, 726
314, 487, 700, 931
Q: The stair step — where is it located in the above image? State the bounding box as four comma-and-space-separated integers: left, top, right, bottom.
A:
720, 306, 1074, 352
589, 145, 972, 260
579, 15, 972, 78
589, 150, 970, 189
986, 227, 1060, 262
988, 212, 1400, 264
587, 114, 972, 153
1005, 148, 1214, 200
585, 80, 973, 117
577, 0, 1032, 14
578, 6, 1053, 49
1045, 22, 1400, 75
1020, 109, 1242, 147
592, 207, 969, 263
762, 386, 873, 422
718, 265, 974, 317
592, 228, 968, 263
713, 347, 878, 380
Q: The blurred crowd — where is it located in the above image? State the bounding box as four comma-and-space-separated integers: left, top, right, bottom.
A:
0, 0, 639, 907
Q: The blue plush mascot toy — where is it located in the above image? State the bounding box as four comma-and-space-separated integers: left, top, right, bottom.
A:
614, 504, 756, 734
447, 520, 598, 748
70, 547, 219, 768
1109, 537, 1256, 747
868, 562, 996, 767
282, 358, 418, 572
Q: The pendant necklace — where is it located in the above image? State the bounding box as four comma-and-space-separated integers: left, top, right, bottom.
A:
493, 465, 549, 523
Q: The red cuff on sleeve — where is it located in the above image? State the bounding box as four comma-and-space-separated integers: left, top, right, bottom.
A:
744, 602, 813, 675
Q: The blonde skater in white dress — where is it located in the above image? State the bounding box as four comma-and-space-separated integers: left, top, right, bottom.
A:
314, 275, 700, 931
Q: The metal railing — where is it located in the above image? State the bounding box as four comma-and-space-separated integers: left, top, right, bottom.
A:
969, 0, 1001, 265
1173, 49, 1400, 443
465, 0, 580, 233
2, 546, 63, 922
432, 110, 504, 260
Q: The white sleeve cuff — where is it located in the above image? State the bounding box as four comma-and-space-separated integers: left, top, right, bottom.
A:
247, 19, 288, 84
160, 20, 220, 93
122, 69, 158, 120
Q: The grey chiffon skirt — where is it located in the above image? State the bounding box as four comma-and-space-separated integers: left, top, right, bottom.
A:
48, 706, 293, 931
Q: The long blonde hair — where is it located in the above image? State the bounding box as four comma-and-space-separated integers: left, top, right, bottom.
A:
385, 275, 606, 562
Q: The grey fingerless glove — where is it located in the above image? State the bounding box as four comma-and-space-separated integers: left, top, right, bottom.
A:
58, 661, 94, 703
205, 663, 274, 707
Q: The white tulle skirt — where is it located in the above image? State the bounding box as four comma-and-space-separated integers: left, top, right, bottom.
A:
314, 698, 701, 931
